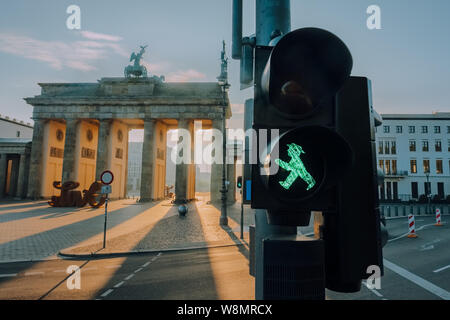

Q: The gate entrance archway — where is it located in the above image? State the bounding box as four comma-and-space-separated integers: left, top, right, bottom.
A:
25, 77, 231, 203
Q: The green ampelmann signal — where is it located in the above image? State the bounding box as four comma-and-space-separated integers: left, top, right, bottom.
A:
275, 143, 316, 191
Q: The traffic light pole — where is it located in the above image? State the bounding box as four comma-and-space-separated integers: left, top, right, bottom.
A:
253, 0, 297, 300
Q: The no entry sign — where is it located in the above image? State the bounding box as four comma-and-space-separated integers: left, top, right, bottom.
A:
100, 170, 114, 185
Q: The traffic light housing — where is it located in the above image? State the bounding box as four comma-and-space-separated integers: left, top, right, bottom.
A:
251, 27, 383, 293
237, 176, 243, 189
251, 28, 353, 226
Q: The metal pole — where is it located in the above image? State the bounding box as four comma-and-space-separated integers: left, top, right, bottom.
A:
220, 84, 229, 226
103, 194, 108, 248
240, 189, 244, 239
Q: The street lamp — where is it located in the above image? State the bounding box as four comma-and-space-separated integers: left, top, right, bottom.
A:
217, 41, 230, 226
425, 172, 431, 214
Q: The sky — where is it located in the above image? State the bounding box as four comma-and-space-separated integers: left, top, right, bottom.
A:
1, 0, 449, 130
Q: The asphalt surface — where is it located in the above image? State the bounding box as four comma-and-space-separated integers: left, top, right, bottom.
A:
0, 209, 448, 300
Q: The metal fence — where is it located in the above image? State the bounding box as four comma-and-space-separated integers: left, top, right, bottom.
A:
380, 204, 450, 218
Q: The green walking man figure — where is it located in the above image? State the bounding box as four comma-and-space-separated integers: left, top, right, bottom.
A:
275, 143, 316, 191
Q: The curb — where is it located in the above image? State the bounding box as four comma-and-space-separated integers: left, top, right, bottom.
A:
385, 213, 450, 220
58, 242, 246, 260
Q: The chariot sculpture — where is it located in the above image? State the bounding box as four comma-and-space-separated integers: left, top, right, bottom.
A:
124, 45, 148, 78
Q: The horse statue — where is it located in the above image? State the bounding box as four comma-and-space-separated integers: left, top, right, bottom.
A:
124, 45, 148, 78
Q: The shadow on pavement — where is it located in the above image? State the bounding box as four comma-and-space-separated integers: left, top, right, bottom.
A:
91, 200, 219, 299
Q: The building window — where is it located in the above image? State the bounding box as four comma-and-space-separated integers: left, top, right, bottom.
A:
436, 159, 443, 174
391, 141, 396, 154
393, 182, 399, 200
385, 160, 391, 175
386, 182, 392, 200
396, 126, 402, 133
392, 160, 397, 175
409, 126, 415, 134
437, 183, 444, 199
434, 126, 441, 134
435, 140, 442, 152
411, 182, 418, 199
423, 159, 430, 173
16, 131, 20, 137
410, 159, 417, 173
409, 140, 416, 152
422, 141, 429, 152
383, 126, 390, 133
379, 160, 384, 172
447, 126, 450, 134
384, 141, 390, 154
448, 140, 450, 152
378, 141, 383, 154
421, 126, 428, 134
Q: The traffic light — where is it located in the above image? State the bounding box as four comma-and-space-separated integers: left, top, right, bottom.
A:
237, 176, 243, 189
251, 27, 383, 293
251, 27, 353, 226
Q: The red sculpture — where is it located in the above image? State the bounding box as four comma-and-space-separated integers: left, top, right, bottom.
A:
48, 181, 106, 208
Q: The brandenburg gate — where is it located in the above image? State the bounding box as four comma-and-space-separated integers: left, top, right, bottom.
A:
24, 76, 231, 203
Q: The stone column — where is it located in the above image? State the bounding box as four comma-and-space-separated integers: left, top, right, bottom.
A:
95, 119, 112, 180
139, 119, 156, 202
175, 119, 190, 204
8, 158, 20, 197
61, 119, 79, 183
0, 154, 7, 198
210, 118, 223, 203
15, 153, 28, 198
27, 119, 46, 199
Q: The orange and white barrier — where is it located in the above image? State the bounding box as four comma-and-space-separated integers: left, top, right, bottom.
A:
435, 208, 443, 226
407, 214, 418, 238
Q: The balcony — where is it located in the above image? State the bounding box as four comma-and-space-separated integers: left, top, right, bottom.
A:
384, 170, 409, 178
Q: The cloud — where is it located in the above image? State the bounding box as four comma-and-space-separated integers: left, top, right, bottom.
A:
80, 31, 123, 42
0, 31, 127, 72
165, 69, 207, 82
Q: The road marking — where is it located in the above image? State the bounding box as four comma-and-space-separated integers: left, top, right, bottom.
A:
384, 259, 450, 300
362, 281, 384, 299
124, 274, 134, 281
100, 289, 114, 297
25, 271, 44, 276
134, 268, 143, 273
0, 274, 17, 278
114, 281, 125, 288
142, 262, 151, 268
433, 265, 450, 273
388, 223, 437, 242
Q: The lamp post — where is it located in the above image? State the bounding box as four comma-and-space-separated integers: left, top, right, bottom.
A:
217, 41, 229, 226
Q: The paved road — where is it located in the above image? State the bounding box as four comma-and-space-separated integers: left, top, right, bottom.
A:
0, 197, 448, 300
0, 245, 254, 300
0, 216, 449, 300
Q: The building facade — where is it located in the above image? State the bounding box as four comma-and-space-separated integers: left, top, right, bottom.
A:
375, 112, 450, 201
24, 77, 231, 203
0, 115, 33, 198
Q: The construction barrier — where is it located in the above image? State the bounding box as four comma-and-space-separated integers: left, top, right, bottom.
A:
435, 208, 443, 226
407, 214, 418, 238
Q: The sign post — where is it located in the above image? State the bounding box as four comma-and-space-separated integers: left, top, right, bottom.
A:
100, 170, 114, 249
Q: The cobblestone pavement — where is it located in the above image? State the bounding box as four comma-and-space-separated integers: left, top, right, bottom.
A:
61, 199, 254, 256
0, 199, 162, 262
0, 196, 255, 262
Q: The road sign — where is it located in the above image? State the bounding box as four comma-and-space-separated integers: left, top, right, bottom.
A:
100, 170, 114, 185
101, 185, 112, 194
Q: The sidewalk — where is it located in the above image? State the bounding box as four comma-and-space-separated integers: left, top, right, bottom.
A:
59, 198, 254, 259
